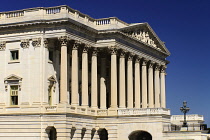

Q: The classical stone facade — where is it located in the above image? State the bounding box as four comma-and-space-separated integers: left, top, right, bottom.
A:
0, 5, 208, 140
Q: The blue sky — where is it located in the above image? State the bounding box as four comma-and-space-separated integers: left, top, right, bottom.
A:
1, 0, 210, 125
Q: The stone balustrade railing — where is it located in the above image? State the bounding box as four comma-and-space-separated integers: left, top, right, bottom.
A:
0, 5, 128, 30
0, 106, 170, 116
171, 114, 204, 121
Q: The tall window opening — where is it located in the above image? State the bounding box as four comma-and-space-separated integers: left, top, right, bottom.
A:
10, 85, 18, 105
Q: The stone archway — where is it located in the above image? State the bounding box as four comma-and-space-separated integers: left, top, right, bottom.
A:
129, 130, 152, 140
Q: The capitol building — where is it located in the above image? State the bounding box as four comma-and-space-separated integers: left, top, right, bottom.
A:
0, 5, 208, 140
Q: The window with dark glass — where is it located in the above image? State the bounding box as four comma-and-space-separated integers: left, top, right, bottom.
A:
10, 50, 19, 60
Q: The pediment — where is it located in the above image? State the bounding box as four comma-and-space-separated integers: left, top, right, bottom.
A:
121, 23, 170, 55
4, 74, 22, 81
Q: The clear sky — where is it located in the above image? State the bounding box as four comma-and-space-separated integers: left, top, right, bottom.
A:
1, 0, 210, 125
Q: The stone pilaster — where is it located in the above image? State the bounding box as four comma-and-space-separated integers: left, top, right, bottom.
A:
148, 62, 154, 108
71, 40, 80, 106
134, 57, 141, 108
82, 45, 89, 107
119, 50, 126, 108
160, 65, 166, 108
58, 36, 69, 104
142, 59, 148, 108
127, 53, 134, 108
91, 48, 98, 108
154, 64, 160, 108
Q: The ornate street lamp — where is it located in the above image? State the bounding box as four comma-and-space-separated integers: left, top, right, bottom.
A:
180, 101, 190, 127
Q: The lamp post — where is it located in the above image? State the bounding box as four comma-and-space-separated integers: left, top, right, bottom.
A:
180, 101, 190, 127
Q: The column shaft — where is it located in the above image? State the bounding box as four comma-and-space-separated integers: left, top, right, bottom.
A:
100, 57, 106, 109
119, 52, 126, 108
110, 48, 118, 108
127, 55, 133, 108
135, 58, 141, 108
71, 42, 79, 106
160, 66, 166, 108
154, 65, 160, 108
59, 37, 68, 103
91, 49, 98, 108
148, 63, 154, 108
82, 47, 88, 107
142, 60, 148, 108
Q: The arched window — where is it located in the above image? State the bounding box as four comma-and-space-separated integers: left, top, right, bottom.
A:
98, 128, 108, 140
46, 126, 57, 140
129, 130, 152, 140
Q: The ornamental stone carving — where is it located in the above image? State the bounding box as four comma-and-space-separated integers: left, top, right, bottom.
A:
0, 41, 6, 51
154, 64, 160, 71
32, 38, 41, 47
20, 39, 29, 48
160, 65, 166, 73
73, 40, 81, 50
123, 30, 157, 48
58, 36, 69, 46
92, 47, 98, 56
148, 62, 154, 68
127, 53, 134, 61
119, 49, 126, 58
43, 38, 49, 48
142, 59, 148, 66
109, 46, 118, 55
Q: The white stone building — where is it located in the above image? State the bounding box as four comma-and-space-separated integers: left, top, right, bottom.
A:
0, 5, 208, 140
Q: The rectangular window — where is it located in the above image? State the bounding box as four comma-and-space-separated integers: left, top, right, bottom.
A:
10, 85, 18, 105
10, 50, 19, 60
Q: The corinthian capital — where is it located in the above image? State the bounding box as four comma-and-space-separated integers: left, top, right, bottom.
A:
72, 40, 81, 50
160, 65, 166, 73
142, 59, 148, 66
58, 36, 69, 46
109, 46, 118, 55
0, 41, 6, 51
20, 39, 29, 49
148, 61, 154, 68
154, 64, 160, 71
127, 53, 134, 61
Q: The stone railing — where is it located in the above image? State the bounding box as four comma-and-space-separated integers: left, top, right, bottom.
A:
0, 105, 170, 116
118, 108, 170, 115
163, 123, 207, 132
0, 5, 128, 30
171, 114, 204, 121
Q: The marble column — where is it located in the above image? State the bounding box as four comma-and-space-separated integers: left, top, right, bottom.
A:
91, 48, 98, 108
100, 55, 107, 109
135, 57, 141, 108
127, 53, 133, 108
110, 47, 118, 108
154, 65, 160, 108
82, 46, 89, 107
59, 36, 68, 103
71, 41, 80, 106
142, 59, 148, 108
148, 62, 154, 108
160, 66, 166, 108
119, 50, 126, 108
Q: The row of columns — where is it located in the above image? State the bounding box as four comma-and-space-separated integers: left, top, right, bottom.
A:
59, 36, 166, 109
